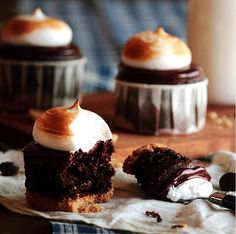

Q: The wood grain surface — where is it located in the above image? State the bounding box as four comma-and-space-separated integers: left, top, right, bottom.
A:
0, 92, 235, 167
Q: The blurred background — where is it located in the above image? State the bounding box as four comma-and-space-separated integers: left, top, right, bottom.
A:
0, 0, 187, 93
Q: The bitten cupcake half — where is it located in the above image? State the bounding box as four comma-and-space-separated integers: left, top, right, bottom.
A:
23, 100, 115, 212
0, 8, 86, 110
115, 27, 208, 135
123, 144, 213, 202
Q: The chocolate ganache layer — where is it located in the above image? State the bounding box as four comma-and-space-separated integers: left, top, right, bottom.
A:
116, 63, 205, 85
0, 43, 82, 61
23, 140, 115, 200
123, 146, 211, 198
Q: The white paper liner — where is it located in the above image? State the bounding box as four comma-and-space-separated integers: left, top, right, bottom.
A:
0, 58, 86, 109
115, 79, 208, 135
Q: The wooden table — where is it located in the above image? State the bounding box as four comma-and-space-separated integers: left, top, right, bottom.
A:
0, 92, 235, 234
0, 92, 235, 163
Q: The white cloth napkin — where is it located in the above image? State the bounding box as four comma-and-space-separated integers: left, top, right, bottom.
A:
0, 150, 235, 234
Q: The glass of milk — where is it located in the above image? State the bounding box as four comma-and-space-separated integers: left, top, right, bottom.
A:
187, 0, 236, 105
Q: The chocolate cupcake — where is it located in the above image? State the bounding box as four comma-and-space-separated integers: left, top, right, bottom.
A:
115, 27, 208, 135
23, 100, 115, 212
123, 144, 213, 202
0, 8, 86, 110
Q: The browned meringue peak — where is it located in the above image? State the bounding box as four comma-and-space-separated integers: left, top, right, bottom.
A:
1, 8, 73, 47
121, 27, 192, 70
34, 100, 80, 137
32, 100, 112, 152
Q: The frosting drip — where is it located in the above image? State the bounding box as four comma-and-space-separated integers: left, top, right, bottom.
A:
171, 167, 211, 187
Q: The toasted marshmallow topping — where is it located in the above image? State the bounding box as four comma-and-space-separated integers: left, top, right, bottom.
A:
2, 8, 72, 47
32, 100, 112, 152
167, 178, 213, 202
122, 27, 191, 70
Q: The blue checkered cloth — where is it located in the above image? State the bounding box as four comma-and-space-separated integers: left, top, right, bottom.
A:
15, 0, 187, 93
51, 221, 136, 234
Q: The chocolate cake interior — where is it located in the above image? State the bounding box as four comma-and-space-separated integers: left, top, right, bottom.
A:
23, 140, 115, 200
123, 146, 210, 198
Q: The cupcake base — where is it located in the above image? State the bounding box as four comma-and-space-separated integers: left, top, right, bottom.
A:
115, 79, 208, 135
23, 140, 115, 212
26, 188, 113, 213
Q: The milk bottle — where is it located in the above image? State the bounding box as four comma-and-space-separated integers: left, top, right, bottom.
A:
188, 0, 236, 105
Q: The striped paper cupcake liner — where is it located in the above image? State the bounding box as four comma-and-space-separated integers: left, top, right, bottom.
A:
0, 58, 86, 110
115, 79, 208, 135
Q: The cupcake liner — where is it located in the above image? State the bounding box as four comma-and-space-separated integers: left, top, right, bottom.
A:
0, 58, 86, 110
115, 79, 208, 135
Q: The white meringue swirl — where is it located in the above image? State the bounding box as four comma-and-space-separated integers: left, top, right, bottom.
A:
122, 27, 192, 70
167, 178, 213, 202
2, 8, 73, 47
32, 100, 112, 152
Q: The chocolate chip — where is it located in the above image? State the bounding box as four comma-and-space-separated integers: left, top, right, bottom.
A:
219, 173, 236, 191
145, 210, 162, 222
171, 224, 188, 229
0, 162, 19, 176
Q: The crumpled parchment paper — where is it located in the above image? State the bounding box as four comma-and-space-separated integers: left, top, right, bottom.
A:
0, 150, 235, 234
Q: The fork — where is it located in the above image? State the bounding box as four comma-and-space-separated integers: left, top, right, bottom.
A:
178, 192, 235, 211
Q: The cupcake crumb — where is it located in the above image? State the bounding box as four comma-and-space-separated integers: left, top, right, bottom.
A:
224, 119, 233, 128
208, 111, 218, 120
216, 117, 223, 125
208, 111, 233, 128
145, 210, 162, 222
112, 133, 119, 143
171, 223, 188, 229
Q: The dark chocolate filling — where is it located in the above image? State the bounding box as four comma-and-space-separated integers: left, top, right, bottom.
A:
116, 63, 205, 84
0, 43, 82, 61
171, 167, 211, 187
123, 147, 211, 198
23, 140, 115, 200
